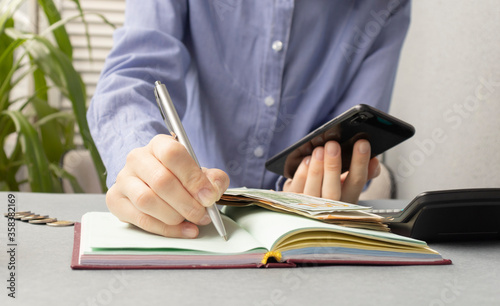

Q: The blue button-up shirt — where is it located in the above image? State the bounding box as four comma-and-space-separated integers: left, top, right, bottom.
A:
88, 0, 411, 189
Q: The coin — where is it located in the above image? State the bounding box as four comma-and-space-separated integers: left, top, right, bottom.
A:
21, 215, 48, 221
47, 220, 75, 227
4, 211, 31, 217
29, 218, 57, 224
14, 214, 33, 220
20, 214, 37, 220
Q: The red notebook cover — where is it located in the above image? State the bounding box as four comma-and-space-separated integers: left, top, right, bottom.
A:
71, 223, 452, 270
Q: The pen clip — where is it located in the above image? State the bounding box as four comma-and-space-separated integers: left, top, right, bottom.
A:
154, 85, 178, 140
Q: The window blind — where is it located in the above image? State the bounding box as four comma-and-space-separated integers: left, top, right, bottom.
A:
60, 0, 125, 145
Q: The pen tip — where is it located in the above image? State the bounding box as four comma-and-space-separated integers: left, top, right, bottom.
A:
223, 235, 228, 241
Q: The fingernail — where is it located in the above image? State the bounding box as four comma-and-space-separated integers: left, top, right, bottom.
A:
182, 224, 198, 238
199, 213, 212, 225
326, 142, 339, 157
358, 141, 370, 154
314, 147, 324, 160
305, 156, 311, 166
198, 188, 216, 206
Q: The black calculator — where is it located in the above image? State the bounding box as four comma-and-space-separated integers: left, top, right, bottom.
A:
362, 188, 500, 241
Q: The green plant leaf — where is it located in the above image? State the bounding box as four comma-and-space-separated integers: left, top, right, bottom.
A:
1, 0, 110, 193
2, 135, 22, 190
0, 116, 15, 141
35, 111, 74, 127
37, 0, 72, 59
0, 116, 18, 190
49, 163, 84, 193
23, 35, 107, 191
0, 17, 16, 111
68, 0, 91, 61
31, 95, 66, 163
0, 62, 37, 112
0, 0, 23, 33
1, 110, 61, 192
38, 10, 116, 64
0, 54, 31, 112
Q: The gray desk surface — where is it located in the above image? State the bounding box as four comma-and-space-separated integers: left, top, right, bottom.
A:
1, 192, 499, 306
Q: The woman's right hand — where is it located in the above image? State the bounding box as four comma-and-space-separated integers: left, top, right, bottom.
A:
105, 134, 230, 238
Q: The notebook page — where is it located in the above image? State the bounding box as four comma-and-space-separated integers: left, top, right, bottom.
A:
82, 212, 266, 254
224, 206, 427, 251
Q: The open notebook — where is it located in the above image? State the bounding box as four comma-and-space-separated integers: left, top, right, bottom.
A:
71, 206, 451, 269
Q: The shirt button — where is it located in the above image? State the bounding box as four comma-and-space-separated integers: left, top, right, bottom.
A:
253, 146, 264, 158
264, 96, 275, 107
272, 40, 283, 52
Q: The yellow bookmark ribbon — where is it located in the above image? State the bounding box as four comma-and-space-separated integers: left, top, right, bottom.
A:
261, 251, 282, 264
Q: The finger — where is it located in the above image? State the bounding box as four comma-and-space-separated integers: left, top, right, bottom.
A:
340, 172, 348, 185
125, 148, 210, 225
367, 157, 381, 180
303, 147, 324, 197
284, 156, 310, 193
283, 178, 293, 192
202, 167, 230, 199
340, 158, 379, 196
106, 184, 200, 238
149, 134, 220, 207
322, 141, 342, 200
116, 172, 183, 225
341, 139, 371, 203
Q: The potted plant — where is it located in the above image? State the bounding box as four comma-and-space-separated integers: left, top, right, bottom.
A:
0, 0, 111, 192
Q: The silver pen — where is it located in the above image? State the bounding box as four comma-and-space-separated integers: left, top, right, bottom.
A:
154, 81, 228, 241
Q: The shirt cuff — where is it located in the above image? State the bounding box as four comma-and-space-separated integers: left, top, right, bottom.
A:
274, 175, 286, 191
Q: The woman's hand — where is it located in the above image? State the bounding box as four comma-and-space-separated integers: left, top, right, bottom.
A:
106, 134, 230, 238
283, 139, 381, 203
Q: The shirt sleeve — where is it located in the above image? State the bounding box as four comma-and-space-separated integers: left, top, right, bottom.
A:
333, 0, 411, 115
87, 0, 190, 187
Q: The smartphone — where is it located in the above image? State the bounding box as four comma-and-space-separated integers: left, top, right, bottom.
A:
265, 104, 415, 178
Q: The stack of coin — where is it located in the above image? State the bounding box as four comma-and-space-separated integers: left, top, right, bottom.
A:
3, 211, 74, 227
4, 211, 31, 219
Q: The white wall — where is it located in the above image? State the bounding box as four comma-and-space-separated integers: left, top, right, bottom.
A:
386, 0, 500, 199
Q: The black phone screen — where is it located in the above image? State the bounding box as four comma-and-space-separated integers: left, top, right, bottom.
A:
265, 104, 415, 179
